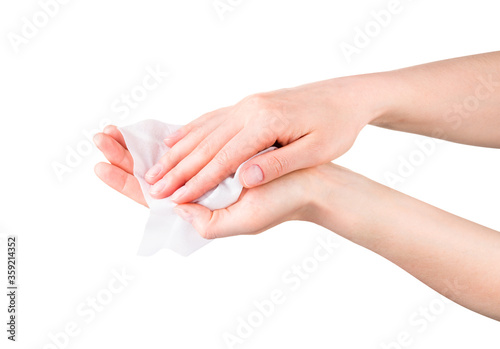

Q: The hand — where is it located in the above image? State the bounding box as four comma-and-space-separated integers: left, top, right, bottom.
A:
94, 126, 500, 322
144, 75, 384, 203
93, 125, 148, 207
173, 166, 316, 239
93, 125, 317, 239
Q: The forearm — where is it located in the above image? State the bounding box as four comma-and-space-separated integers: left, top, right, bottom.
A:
307, 164, 500, 320
361, 51, 500, 147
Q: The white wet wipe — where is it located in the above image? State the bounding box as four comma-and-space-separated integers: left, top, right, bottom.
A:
118, 120, 275, 256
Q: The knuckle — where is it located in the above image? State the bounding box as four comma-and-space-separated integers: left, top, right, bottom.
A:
186, 123, 205, 138
163, 149, 179, 167
187, 173, 218, 200
251, 92, 281, 109
189, 171, 217, 195
165, 167, 185, 186
199, 109, 217, 121
266, 153, 290, 177
246, 93, 268, 105
235, 93, 286, 132
200, 213, 220, 240
186, 174, 204, 192
245, 93, 273, 113
212, 149, 234, 174
214, 148, 230, 165
197, 140, 214, 157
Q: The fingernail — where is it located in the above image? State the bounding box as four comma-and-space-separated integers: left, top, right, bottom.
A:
174, 207, 193, 223
150, 179, 166, 195
242, 165, 264, 187
164, 130, 181, 143
146, 163, 162, 178
170, 186, 187, 202
93, 133, 101, 145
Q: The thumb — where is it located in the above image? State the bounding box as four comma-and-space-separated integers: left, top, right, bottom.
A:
174, 204, 233, 239
239, 139, 316, 188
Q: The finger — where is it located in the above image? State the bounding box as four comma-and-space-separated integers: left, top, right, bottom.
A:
173, 200, 257, 239
170, 127, 276, 203
144, 123, 219, 185
163, 107, 231, 148
102, 125, 127, 149
94, 133, 134, 174
149, 123, 241, 199
162, 124, 190, 148
174, 172, 305, 239
239, 136, 322, 188
94, 162, 148, 207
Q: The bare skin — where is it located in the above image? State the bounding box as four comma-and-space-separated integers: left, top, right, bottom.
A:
94, 125, 500, 321
144, 51, 500, 204
94, 52, 500, 321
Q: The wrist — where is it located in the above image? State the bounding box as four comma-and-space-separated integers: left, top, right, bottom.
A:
364, 70, 408, 128
330, 71, 399, 128
303, 164, 382, 244
296, 164, 356, 226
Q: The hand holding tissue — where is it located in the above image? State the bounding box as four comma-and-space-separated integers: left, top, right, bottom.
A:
118, 120, 275, 256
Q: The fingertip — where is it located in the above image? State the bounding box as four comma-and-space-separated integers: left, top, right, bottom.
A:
168, 185, 185, 203
170, 185, 204, 205
94, 162, 108, 180
144, 163, 163, 183
164, 129, 183, 147
144, 176, 155, 185
144, 170, 160, 185
240, 163, 265, 188
149, 179, 167, 198
163, 138, 175, 148
173, 205, 194, 223
103, 124, 117, 135
103, 125, 127, 149
94, 162, 103, 176
174, 204, 214, 239
93, 132, 103, 146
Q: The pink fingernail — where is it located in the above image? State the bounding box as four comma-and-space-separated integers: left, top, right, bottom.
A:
242, 165, 263, 187
164, 130, 181, 143
150, 179, 166, 195
170, 186, 187, 202
146, 163, 162, 178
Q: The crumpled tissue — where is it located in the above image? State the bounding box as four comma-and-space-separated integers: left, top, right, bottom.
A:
118, 120, 275, 256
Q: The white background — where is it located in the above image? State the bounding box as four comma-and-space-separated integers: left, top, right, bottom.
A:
1, 0, 499, 348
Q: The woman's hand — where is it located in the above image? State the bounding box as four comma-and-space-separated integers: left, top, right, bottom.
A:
93, 125, 318, 238
144, 51, 500, 206
173, 167, 317, 239
144, 75, 386, 204
94, 128, 500, 320
93, 125, 148, 207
